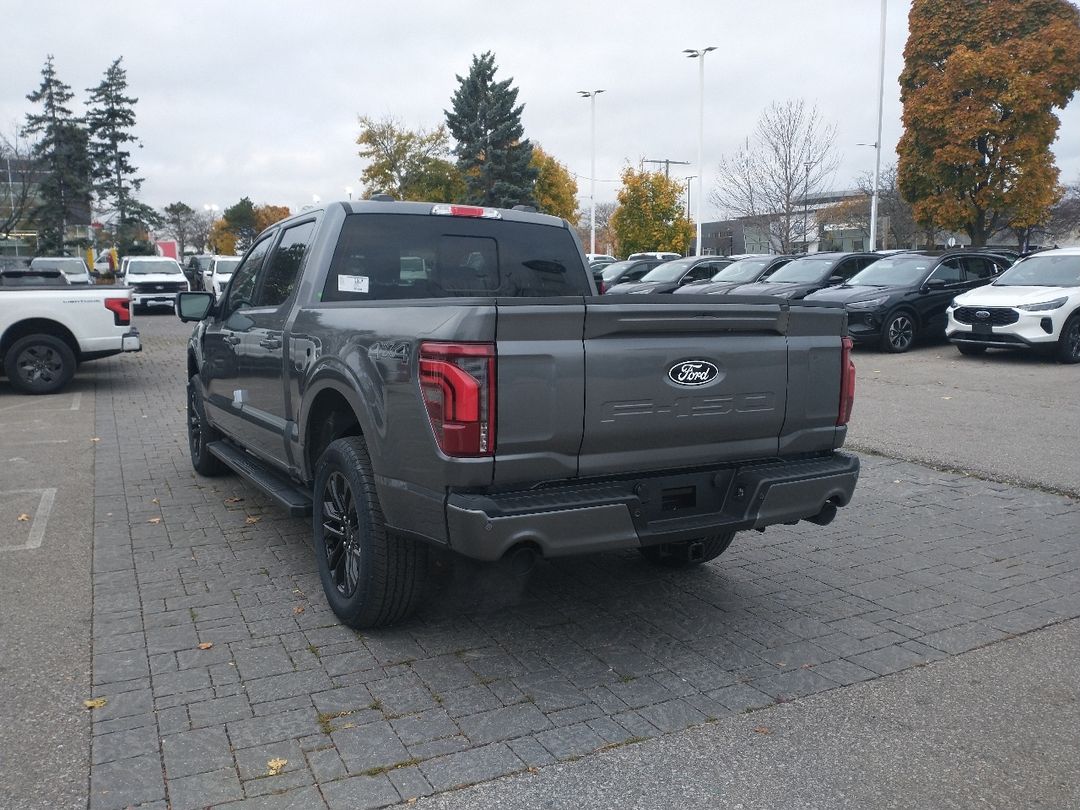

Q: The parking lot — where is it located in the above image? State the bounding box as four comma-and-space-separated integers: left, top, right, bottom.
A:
1, 314, 1078, 810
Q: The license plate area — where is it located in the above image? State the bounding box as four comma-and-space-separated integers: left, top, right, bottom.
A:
640, 469, 734, 522
972, 322, 993, 335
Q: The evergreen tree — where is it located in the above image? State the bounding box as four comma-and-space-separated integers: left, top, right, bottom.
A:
444, 52, 537, 208
222, 197, 258, 251
23, 55, 92, 254
86, 57, 158, 243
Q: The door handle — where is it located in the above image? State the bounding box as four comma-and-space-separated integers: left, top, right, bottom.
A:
259, 339, 282, 350
224, 335, 241, 345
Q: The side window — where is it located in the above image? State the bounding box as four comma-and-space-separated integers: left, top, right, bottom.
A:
835, 259, 860, 280
224, 237, 273, 313
857, 256, 879, 270
256, 221, 315, 307
962, 257, 993, 280
930, 258, 964, 284
687, 264, 716, 281
626, 264, 650, 281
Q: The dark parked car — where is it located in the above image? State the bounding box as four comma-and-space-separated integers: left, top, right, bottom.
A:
725, 252, 881, 301
806, 250, 1009, 352
675, 255, 795, 295
594, 258, 666, 292
605, 256, 734, 295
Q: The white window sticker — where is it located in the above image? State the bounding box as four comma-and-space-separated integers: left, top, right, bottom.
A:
337, 275, 369, 293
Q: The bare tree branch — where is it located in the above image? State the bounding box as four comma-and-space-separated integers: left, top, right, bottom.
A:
710, 100, 839, 253
0, 126, 37, 239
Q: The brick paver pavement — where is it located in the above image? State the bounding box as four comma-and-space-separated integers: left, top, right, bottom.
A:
86, 316, 1080, 809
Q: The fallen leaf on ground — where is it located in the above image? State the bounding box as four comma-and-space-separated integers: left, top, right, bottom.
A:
942, 396, 952, 400
147, 517, 162, 524
293, 605, 305, 615
266, 758, 287, 776
151, 498, 159, 504
83, 698, 107, 709
245, 516, 261, 525
752, 726, 770, 735
17, 513, 30, 522
224, 496, 243, 504
90, 437, 101, 443
197, 642, 214, 650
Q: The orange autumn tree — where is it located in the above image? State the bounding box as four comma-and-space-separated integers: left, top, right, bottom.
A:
254, 204, 291, 233
897, 0, 1080, 246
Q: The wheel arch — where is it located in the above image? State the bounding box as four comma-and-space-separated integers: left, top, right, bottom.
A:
1, 318, 81, 361
300, 377, 369, 483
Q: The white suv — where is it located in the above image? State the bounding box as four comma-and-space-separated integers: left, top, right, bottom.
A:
946, 247, 1080, 363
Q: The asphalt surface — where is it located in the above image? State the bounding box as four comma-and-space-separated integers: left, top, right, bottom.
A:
845, 338, 1080, 496
0, 377, 97, 809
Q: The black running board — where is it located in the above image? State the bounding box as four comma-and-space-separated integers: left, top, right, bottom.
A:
207, 441, 312, 517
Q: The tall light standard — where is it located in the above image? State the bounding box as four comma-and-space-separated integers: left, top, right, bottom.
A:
869, 0, 888, 251
684, 46, 716, 256
344, 186, 354, 201
577, 89, 604, 255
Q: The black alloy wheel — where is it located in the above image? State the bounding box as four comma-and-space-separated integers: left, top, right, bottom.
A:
321, 471, 362, 598
312, 436, 427, 628
1057, 314, 1080, 364
881, 311, 917, 353
187, 376, 227, 475
3, 334, 76, 395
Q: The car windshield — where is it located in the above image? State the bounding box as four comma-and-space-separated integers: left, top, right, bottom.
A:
640, 259, 697, 282
128, 260, 183, 275
766, 257, 838, 283
848, 256, 932, 286
993, 254, 1080, 287
601, 261, 640, 281
710, 258, 772, 282
214, 259, 240, 276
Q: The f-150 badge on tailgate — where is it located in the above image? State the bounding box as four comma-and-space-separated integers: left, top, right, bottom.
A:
668, 360, 719, 387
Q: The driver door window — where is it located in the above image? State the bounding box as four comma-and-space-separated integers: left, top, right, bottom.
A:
224, 237, 274, 314
929, 258, 963, 285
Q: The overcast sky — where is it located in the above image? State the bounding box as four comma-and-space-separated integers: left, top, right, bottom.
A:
5, 0, 1080, 223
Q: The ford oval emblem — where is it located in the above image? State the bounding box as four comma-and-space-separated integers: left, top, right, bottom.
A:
668, 359, 719, 387
975, 310, 991, 319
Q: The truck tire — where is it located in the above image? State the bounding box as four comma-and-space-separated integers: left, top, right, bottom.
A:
313, 436, 427, 628
187, 376, 228, 476
4, 333, 76, 395
1056, 314, 1080, 364
639, 533, 735, 567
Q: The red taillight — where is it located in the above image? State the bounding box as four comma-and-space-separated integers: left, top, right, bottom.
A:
837, 335, 855, 426
597, 280, 607, 294
104, 297, 130, 326
419, 342, 496, 456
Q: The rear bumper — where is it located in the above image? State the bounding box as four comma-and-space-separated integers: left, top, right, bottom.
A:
131, 291, 182, 306
445, 452, 860, 561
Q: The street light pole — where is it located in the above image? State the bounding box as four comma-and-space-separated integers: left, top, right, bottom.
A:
578, 90, 604, 255
685, 47, 716, 256
869, 0, 887, 251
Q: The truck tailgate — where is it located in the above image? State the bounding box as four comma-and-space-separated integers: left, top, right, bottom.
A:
579, 299, 791, 476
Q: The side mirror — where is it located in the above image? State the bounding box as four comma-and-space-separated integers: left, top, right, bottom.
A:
176, 291, 215, 322
828, 275, 845, 285
923, 278, 947, 291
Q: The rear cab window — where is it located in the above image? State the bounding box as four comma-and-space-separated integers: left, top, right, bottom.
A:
321, 214, 590, 302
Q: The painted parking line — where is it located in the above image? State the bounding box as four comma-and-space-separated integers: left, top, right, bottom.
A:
0, 391, 81, 413
0, 489, 57, 551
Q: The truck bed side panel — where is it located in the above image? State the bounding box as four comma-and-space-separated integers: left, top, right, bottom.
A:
780, 305, 849, 455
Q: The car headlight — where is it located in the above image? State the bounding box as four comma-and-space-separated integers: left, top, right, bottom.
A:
846, 296, 889, 311
1017, 297, 1067, 312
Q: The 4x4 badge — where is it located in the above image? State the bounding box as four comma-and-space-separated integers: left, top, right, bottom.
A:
668, 360, 719, 387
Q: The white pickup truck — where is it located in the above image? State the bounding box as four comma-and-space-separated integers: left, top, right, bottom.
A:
0, 274, 141, 394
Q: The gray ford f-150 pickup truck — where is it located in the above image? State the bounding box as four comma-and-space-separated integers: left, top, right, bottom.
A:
177, 200, 859, 627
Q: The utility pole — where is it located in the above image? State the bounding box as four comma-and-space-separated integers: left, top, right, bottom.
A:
643, 158, 690, 178
869, 0, 887, 252
578, 90, 605, 255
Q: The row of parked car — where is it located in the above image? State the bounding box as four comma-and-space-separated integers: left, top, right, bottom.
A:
587, 248, 1080, 363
